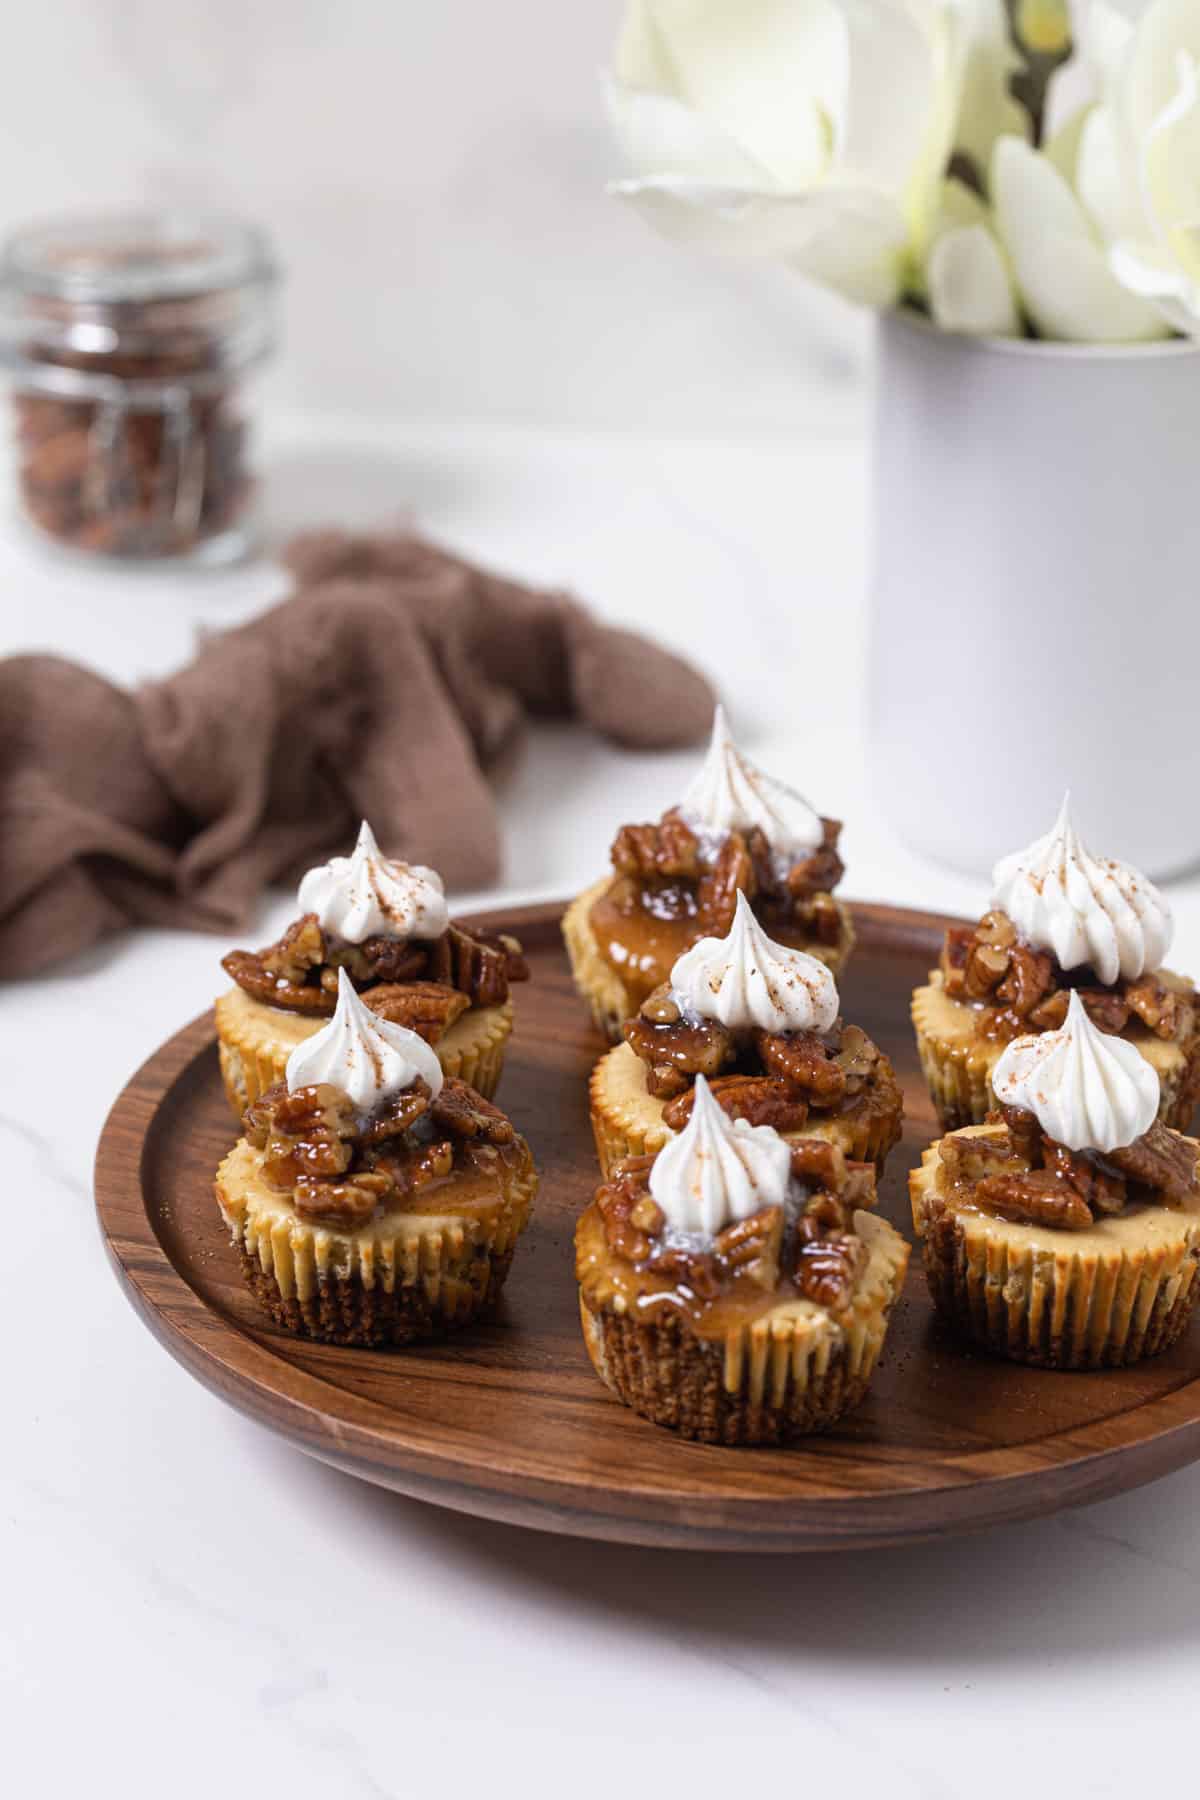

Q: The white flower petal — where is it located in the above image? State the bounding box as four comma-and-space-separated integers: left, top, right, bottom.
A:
1077, 103, 1147, 239
1043, 100, 1090, 188
1110, 237, 1200, 329
992, 135, 1169, 339
1120, 0, 1200, 143
927, 221, 1021, 333
630, 0, 849, 189
614, 0, 683, 95
834, 0, 939, 190
604, 75, 775, 186
611, 174, 905, 302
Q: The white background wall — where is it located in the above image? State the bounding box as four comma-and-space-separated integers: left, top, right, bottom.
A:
2, 0, 867, 432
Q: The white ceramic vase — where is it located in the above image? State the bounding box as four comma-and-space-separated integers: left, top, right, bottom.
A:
867, 309, 1200, 880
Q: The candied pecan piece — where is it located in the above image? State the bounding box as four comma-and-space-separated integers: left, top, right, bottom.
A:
429, 1078, 515, 1144
755, 1029, 847, 1107
794, 1232, 865, 1308
427, 923, 511, 1007
788, 1138, 847, 1192
261, 914, 326, 983
939, 1128, 1027, 1188
785, 819, 845, 901
647, 1241, 721, 1299
940, 925, 975, 998
973, 1170, 1094, 1230
696, 831, 756, 935
1042, 1141, 1127, 1215
222, 914, 334, 1013
473, 930, 530, 984
356, 1079, 432, 1146
241, 1084, 281, 1150
993, 1103, 1042, 1163
365, 1138, 455, 1193
293, 1169, 394, 1228
332, 936, 429, 986
834, 1023, 880, 1092
611, 811, 703, 880
1026, 989, 1070, 1031
796, 1188, 850, 1239
1125, 976, 1184, 1040
1108, 1122, 1199, 1202
262, 1082, 357, 1188
662, 1074, 809, 1133
361, 981, 470, 1044
995, 942, 1055, 1019
1079, 989, 1131, 1035
624, 1009, 734, 1087
714, 1204, 783, 1290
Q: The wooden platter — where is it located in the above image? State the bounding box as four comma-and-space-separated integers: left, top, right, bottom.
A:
94, 900, 1200, 1551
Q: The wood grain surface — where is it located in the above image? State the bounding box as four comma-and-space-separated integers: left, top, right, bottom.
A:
94, 900, 1200, 1551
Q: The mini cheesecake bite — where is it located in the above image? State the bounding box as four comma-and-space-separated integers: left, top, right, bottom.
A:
912, 797, 1200, 1130
576, 1076, 909, 1444
910, 992, 1200, 1368
216, 819, 528, 1114
563, 706, 854, 1041
590, 891, 903, 1177
216, 969, 537, 1346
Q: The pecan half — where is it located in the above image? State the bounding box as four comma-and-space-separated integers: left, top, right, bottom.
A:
361, 981, 470, 1043
794, 1232, 865, 1308
696, 831, 755, 935
261, 1082, 358, 1188
662, 1073, 809, 1133
329, 936, 429, 987
788, 1138, 847, 1191
1109, 1121, 1199, 1201
356, 1079, 432, 1146
429, 1078, 515, 1144
427, 923, 513, 1007
624, 1008, 734, 1091
754, 1029, 847, 1107
713, 1204, 782, 1290
611, 811, 703, 880
973, 1170, 1094, 1230
1042, 1141, 1127, 1215
293, 1169, 394, 1228
1125, 976, 1185, 1040
223, 914, 334, 1013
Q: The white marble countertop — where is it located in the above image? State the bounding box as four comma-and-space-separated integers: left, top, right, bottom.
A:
5, 415, 1200, 1800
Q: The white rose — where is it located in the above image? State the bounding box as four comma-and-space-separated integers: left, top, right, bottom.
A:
606, 0, 970, 307
1075, 0, 1200, 332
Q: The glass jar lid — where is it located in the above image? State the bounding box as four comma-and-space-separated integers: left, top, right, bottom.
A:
0, 209, 279, 393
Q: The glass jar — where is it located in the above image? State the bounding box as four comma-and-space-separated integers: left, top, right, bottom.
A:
0, 210, 278, 563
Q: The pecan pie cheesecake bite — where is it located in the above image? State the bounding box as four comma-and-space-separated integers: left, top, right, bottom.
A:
590, 891, 902, 1177
563, 705, 853, 1042
912, 797, 1199, 1131
216, 820, 527, 1114
576, 1076, 909, 1443
216, 969, 537, 1346
910, 993, 1200, 1368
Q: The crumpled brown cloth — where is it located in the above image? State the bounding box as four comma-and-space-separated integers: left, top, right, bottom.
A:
0, 529, 715, 978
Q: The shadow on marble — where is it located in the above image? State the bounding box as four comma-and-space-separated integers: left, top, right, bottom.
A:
268, 1434, 1200, 1665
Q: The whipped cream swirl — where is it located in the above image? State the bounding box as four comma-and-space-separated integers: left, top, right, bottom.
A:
990, 795, 1171, 986
669, 890, 839, 1036
678, 705, 823, 862
298, 820, 449, 945
992, 990, 1159, 1154
649, 1074, 793, 1236
286, 968, 444, 1110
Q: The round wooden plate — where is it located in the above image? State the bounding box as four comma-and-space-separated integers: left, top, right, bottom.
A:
95, 900, 1200, 1551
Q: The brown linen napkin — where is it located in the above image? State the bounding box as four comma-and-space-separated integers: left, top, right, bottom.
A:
0, 530, 715, 978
